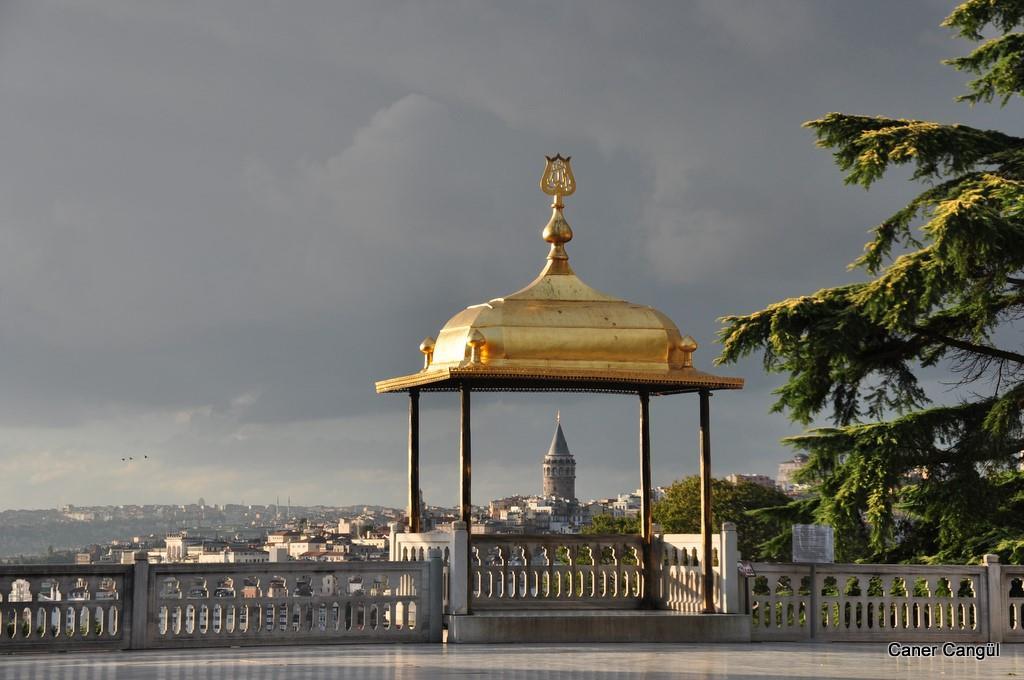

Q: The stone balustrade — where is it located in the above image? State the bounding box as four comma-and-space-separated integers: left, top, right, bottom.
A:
747, 562, 990, 642
147, 560, 438, 647
468, 534, 646, 609
999, 562, 1024, 642
659, 523, 740, 614
391, 528, 452, 613
0, 564, 131, 652
390, 527, 451, 564
745, 563, 811, 641
0, 555, 443, 652
8, 541, 1024, 650
395, 523, 738, 615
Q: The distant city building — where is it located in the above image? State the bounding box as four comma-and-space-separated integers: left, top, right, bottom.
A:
164, 533, 200, 561
777, 453, 810, 495
267, 529, 300, 545
726, 473, 776, 489
542, 413, 576, 500
9, 580, 31, 602
349, 537, 389, 561
1, 502, 413, 564
287, 537, 327, 560
485, 494, 579, 534
611, 492, 640, 517
220, 548, 270, 564
267, 544, 290, 562
304, 551, 350, 562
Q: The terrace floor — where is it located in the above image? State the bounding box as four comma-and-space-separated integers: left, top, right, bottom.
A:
2, 642, 1021, 679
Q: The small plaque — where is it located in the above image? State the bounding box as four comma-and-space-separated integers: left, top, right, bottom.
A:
738, 560, 756, 577
792, 524, 834, 564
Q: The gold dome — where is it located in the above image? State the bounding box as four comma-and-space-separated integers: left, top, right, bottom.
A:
428, 259, 694, 373
376, 156, 742, 395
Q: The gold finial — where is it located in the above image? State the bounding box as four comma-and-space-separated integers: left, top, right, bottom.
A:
678, 336, 698, 368
540, 154, 576, 199
419, 336, 436, 370
540, 155, 575, 266
466, 329, 486, 364
556, 410, 561, 424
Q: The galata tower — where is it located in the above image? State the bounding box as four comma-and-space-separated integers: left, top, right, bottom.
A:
542, 412, 576, 499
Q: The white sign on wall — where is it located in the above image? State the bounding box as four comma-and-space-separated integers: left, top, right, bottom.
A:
792, 524, 834, 564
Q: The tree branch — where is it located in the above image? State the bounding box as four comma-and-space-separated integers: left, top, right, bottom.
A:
912, 326, 1024, 365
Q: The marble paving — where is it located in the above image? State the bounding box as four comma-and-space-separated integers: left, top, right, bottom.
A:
2, 642, 1021, 679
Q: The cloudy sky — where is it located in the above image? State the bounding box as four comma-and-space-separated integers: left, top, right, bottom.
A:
0, 0, 1019, 510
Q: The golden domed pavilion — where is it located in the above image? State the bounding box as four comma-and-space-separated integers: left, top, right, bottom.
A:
376, 155, 742, 612
376, 155, 742, 395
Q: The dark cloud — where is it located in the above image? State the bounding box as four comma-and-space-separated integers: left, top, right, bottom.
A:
0, 0, 1018, 508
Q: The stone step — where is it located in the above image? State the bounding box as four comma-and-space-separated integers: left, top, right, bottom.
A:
445, 611, 751, 643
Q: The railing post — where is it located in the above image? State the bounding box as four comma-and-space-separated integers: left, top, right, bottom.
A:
389, 521, 400, 561
130, 551, 149, 650
984, 553, 1002, 643
651, 523, 664, 608
428, 548, 444, 643
450, 521, 470, 615
719, 522, 739, 614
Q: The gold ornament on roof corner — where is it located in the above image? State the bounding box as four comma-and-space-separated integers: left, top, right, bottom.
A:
678, 336, 698, 368
540, 155, 575, 265
466, 328, 486, 364
419, 336, 436, 370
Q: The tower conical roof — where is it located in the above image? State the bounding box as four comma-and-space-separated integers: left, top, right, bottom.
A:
547, 418, 572, 458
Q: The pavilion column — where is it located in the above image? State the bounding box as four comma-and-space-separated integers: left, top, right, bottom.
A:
699, 388, 715, 613
407, 388, 421, 533
638, 389, 656, 608
459, 383, 472, 527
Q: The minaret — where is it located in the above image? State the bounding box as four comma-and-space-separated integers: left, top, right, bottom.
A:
542, 412, 576, 499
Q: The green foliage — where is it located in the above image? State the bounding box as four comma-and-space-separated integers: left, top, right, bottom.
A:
893, 468, 1024, 563
718, 0, 1024, 563
745, 496, 821, 562
581, 514, 638, 535
944, 0, 1024, 103
580, 477, 790, 561
651, 476, 792, 561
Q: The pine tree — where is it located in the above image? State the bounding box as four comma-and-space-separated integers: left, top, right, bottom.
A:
718, 0, 1024, 563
